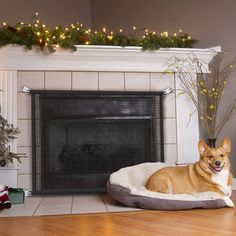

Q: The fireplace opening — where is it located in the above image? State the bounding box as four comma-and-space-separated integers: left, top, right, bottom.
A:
31, 91, 164, 193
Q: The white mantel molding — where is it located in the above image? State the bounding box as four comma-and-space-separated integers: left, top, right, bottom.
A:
0, 45, 221, 72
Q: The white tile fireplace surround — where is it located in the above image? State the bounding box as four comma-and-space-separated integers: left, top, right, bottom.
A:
0, 45, 220, 190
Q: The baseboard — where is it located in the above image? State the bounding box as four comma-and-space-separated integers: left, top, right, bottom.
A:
233, 178, 236, 190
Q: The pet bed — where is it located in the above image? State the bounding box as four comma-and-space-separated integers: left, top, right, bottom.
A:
106, 162, 227, 210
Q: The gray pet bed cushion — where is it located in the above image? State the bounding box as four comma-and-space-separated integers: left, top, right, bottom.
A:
106, 162, 226, 210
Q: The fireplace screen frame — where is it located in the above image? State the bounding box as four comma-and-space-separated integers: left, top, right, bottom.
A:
31, 90, 164, 194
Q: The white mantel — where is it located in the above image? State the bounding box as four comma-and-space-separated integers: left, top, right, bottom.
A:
0, 45, 220, 188
0, 45, 220, 72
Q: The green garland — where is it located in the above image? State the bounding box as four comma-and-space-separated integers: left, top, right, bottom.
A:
0, 16, 197, 53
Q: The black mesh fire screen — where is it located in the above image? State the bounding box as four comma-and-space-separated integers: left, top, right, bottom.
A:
31, 91, 164, 193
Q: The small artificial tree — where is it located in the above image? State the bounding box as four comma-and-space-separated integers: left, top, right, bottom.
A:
0, 112, 25, 167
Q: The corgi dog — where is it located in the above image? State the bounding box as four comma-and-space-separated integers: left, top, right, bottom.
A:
146, 137, 234, 207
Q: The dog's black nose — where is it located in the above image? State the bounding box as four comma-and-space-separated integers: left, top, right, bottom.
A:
215, 161, 221, 166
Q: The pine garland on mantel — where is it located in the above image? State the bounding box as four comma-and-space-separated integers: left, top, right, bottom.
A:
0, 14, 197, 53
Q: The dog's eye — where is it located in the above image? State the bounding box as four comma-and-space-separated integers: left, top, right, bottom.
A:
220, 154, 224, 157
208, 155, 214, 159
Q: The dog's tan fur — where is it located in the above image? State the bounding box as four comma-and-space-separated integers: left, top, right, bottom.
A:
146, 138, 233, 199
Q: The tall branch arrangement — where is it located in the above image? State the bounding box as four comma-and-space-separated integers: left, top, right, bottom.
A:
0, 14, 197, 53
169, 51, 236, 138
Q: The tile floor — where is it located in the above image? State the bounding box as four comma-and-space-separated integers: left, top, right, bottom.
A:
0, 194, 141, 217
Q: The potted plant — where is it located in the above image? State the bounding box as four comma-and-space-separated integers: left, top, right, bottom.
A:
168, 50, 236, 147
0, 112, 25, 167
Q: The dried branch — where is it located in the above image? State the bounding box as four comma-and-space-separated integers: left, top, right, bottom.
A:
168, 51, 236, 138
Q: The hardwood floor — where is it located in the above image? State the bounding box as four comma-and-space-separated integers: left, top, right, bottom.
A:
0, 192, 235, 236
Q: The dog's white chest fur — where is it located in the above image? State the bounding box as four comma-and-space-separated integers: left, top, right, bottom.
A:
211, 170, 231, 196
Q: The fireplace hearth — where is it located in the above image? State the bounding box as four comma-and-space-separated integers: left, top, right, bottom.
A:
31, 91, 164, 193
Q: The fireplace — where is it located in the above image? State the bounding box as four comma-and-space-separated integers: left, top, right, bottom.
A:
31, 90, 164, 193
0, 45, 219, 189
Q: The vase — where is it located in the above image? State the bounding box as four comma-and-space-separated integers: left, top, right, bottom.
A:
207, 138, 217, 148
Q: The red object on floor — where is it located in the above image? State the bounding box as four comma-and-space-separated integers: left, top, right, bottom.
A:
0, 185, 11, 209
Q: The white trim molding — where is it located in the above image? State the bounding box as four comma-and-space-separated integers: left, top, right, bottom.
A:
0, 45, 220, 72
175, 73, 200, 164
0, 70, 18, 187
233, 178, 236, 190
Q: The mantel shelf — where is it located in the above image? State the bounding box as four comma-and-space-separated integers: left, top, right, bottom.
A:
0, 45, 220, 72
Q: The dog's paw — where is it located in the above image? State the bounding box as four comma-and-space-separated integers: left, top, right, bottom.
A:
223, 196, 235, 208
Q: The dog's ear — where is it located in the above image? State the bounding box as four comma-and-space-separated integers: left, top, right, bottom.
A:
221, 137, 231, 154
198, 139, 209, 155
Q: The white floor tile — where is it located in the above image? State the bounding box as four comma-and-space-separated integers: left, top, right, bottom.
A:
0, 196, 42, 217
34, 206, 72, 216
0, 194, 142, 217
38, 196, 72, 207
72, 194, 107, 214
102, 194, 141, 212
34, 196, 72, 216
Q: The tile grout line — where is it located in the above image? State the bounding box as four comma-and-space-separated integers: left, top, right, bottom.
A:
71, 71, 73, 91
124, 72, 126, 91
32, 197, 44, 216
101, 194, 109, 213
70, 195, 74, 214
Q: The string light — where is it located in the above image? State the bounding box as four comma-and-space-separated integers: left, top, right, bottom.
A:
0, 15, 196, 52
163, 31, 169, 37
